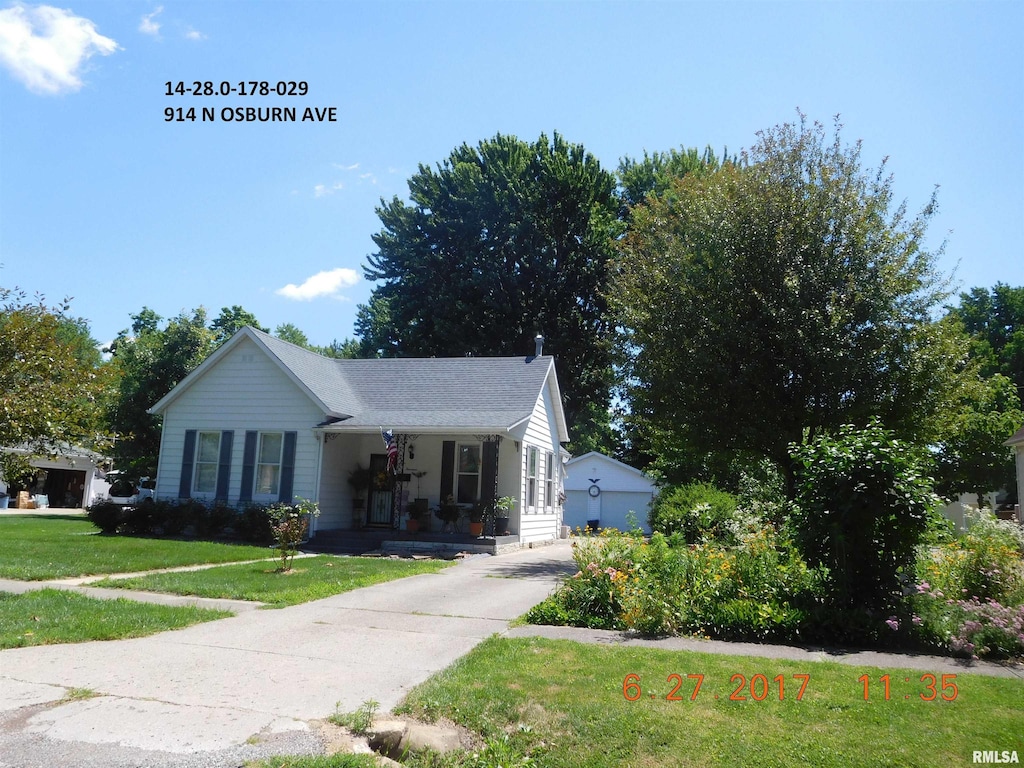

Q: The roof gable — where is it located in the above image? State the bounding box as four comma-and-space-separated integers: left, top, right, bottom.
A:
566, 451, 651, 480
149, 327, 568, 440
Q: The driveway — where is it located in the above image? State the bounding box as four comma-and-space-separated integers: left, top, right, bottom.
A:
0, 542, 576, 768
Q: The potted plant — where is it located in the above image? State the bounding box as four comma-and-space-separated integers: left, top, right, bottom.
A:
435, 495, 459, 531
494, 495, 515, 535
347, 464, 373, 528
406, 503, 424, 533
468, 501, 486, 536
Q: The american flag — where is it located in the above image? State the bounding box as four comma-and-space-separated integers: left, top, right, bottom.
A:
381, 428, 398, 472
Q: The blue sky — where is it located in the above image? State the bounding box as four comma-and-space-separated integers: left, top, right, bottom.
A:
1, 1, 1021, 349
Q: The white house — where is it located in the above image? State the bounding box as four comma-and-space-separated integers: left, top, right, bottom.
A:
563, 451, 656, 533
148, 327, 569, 548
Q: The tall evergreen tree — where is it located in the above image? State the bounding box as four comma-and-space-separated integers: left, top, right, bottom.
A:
359, 132, 622, 446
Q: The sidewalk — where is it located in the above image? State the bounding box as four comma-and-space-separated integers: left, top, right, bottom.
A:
0, 542, 576, 767
1, 540, 1021, 767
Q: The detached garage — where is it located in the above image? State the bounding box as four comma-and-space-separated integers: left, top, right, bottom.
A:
564, 452, 656, 533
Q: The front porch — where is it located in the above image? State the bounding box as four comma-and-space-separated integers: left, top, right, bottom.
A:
307, 528, 523, 557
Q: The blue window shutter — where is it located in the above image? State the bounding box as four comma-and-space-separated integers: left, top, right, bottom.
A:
278, 431, 297, 503
179, 430, 196, 499
239, 431, 257, 503
215, 431, 233, 501
440, 441, 455, 502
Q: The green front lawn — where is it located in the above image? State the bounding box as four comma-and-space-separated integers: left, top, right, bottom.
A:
95, 555, 452, 607
0, 589, 232, 649
0, 514, 276, 580
397, 636, 1024, 767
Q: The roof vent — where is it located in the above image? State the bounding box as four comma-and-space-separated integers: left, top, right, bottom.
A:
534, 334, 544, 357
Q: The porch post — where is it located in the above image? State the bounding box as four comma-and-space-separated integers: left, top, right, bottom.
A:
482, 436, 500, 535
391, 433, 408, 530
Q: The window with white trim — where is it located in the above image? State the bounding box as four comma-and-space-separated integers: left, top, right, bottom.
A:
527, 446, 538, 509
456, 443, 481, 503
255, 432, 284, 496
545, 451, 554, 509
193, 431, 221, 494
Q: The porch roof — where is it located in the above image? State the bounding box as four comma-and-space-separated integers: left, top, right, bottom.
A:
318, 408, 530, 434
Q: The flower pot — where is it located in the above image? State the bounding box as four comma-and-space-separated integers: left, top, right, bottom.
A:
406, 518, 420, 533
469, 521, 484, 536
495, 516, 509, 535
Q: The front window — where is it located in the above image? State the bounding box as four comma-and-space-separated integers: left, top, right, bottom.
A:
456, 443, 481, 503
527, 446, 538, 508
193, 431, 221, 494
255, 432, 283, 495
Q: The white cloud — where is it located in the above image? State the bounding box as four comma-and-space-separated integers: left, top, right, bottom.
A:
313, 182, 344, 197
275, 268, 360, 301
0, 3, 119, 94
183, 26, 204, 41
139, 6, 162, 37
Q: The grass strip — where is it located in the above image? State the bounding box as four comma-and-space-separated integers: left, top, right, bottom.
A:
95, 555, 452, 606
0, 514, 274, 580
398, 635, 1024, 768
0, 589, 232, 649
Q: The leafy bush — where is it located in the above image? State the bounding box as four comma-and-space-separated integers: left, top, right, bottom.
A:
86, 501, 124, 534
233, 504, 274, 543
789, 420, 938, 614
120, 501, 157, 535
157, 500, 190, 536
648, 482, 739, 543
192, 502, 235, 538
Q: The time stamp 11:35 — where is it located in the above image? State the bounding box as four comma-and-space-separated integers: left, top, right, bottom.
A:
622, 673, 960, 702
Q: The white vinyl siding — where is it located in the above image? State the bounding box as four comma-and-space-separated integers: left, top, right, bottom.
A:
516, 380, 561, 543
193, 432, 221, 494
155, 336, 322, 507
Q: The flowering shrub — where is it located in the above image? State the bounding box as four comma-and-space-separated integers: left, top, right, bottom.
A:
266, 498, 320, 571
648, 483, 740, 544
910, 510, 1024, 658
527, 527, 819, 641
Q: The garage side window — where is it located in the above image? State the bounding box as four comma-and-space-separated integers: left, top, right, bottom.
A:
255, 432, 284, 496
193, 431, 221, 494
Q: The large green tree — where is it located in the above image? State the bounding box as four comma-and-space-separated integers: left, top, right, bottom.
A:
614, 116, 956, 487
210, 305, 268, 345
359, 132, 622, 448
106, 308, 215, 476
946, 283, 1024, 402
933, 372, 1023, 504
0, 287, 113, 486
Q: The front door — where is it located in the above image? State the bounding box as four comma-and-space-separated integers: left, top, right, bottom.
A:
366, 453, 392, 526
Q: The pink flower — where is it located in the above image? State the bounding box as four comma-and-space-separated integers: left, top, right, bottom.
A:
885, 616, 899, 631
912, 616, 922, 626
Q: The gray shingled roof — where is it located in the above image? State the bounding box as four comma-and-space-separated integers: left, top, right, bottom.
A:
249, 328, 556, 433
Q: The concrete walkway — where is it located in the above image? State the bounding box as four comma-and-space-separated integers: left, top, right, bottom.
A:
2, 541, 1022, 767
0, 542, 577, 767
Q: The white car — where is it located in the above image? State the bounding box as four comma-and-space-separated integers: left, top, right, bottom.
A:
107, 475, 156, 506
